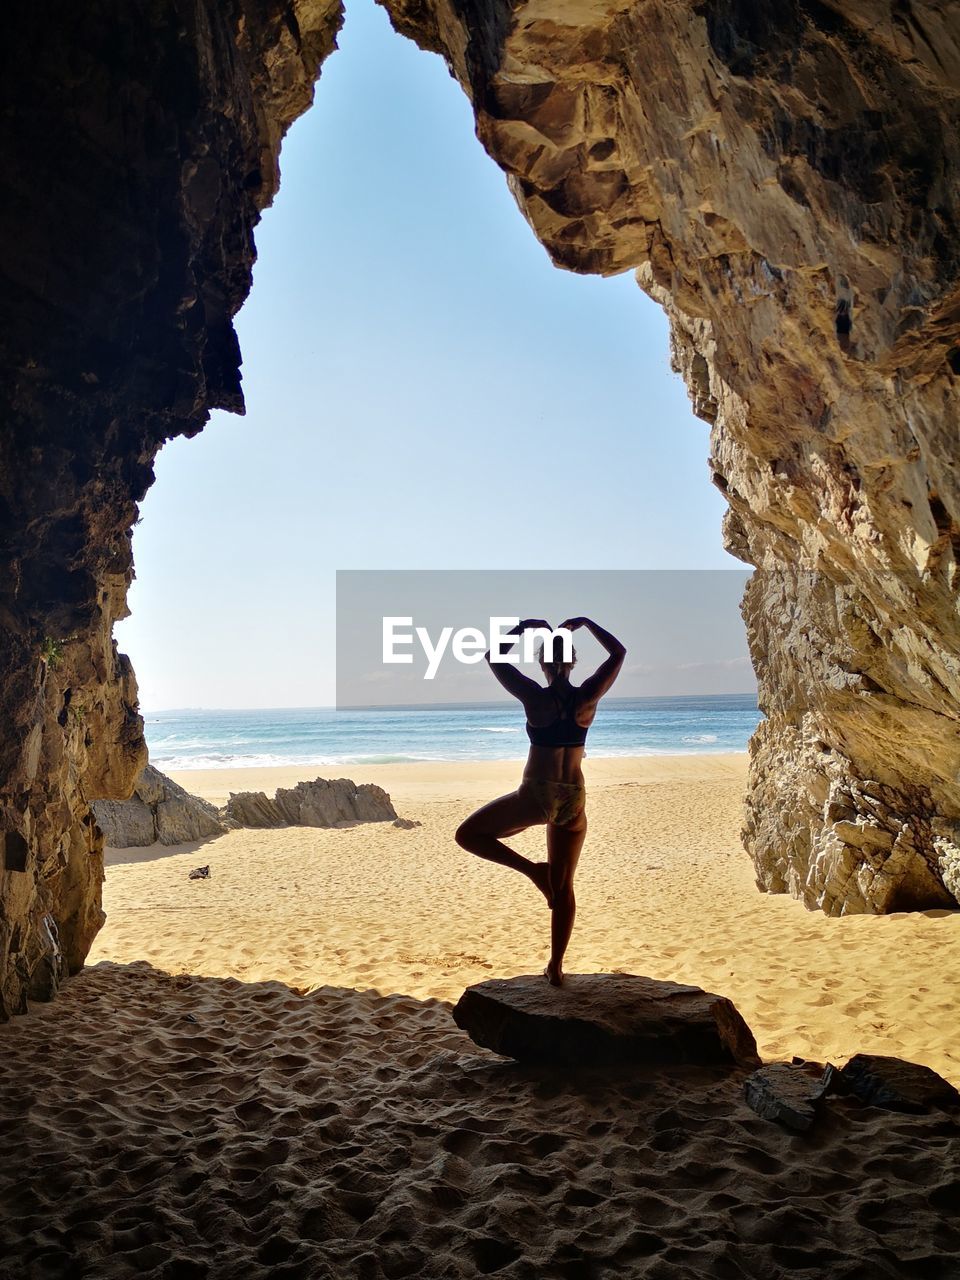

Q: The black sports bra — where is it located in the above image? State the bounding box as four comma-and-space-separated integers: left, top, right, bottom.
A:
526, 684, 588, 748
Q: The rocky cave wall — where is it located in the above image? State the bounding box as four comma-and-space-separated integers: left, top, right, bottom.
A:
0, 0, 341, 1017
1, 0, 959, 1016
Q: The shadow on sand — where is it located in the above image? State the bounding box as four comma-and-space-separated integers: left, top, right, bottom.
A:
103, 835, 228, 868
0, 961, 957, 1279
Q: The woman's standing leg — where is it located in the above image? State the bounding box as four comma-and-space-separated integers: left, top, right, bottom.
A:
545, 815, 587, 985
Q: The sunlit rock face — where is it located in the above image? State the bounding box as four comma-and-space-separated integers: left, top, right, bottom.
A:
0, 0, 342, 1016
379, 0, 960, 913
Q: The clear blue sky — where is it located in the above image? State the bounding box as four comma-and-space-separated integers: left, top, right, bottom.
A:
117, 0, 738, 710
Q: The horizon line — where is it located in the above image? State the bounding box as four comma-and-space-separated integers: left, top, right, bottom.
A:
140, 690, 759, 714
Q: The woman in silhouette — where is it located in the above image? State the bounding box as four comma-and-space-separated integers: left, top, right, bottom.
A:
455, 617, 626, 986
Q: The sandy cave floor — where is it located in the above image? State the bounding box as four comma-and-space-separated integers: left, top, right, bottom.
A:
1, 755, 959, 1279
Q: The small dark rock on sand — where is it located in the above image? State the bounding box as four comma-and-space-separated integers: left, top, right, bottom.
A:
838, 1053, 960, 1113
744, 1061, 836, 1132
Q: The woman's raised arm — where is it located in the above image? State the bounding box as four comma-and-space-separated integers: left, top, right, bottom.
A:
560, 617, 626, 702
483, 618, 549, 701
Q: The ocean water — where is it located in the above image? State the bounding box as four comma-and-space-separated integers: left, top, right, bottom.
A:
144, 694, 761, 770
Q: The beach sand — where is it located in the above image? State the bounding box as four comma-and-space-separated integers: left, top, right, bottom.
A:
2, 754, 958, 1277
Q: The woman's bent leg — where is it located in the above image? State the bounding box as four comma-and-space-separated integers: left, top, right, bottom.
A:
455, 791, 552, 903
545, 815, 587, 985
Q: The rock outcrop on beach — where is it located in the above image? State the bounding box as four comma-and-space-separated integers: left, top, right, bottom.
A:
2, 2, 960, 1012
92, 766, 228, 848
223, 778, 398, 828
454, 974, 761, 1069
93, 770, 399, 846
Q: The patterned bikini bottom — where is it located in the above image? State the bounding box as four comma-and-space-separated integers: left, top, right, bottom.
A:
519, 778, 587, 829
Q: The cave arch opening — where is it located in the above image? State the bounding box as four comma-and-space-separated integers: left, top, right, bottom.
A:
116, 0, 740, 724
105, 0, 960, 933
5, 0, 960, 1029
78, 0, 759, 989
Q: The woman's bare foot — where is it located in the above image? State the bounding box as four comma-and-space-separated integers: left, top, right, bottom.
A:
544, 960, 564, 987
529, 863, 553, 907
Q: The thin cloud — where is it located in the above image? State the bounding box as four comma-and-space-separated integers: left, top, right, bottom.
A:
674, 656, 752, 672
622, 662, 657, 676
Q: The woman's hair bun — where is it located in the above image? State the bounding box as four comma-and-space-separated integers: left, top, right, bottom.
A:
536, 636, 577, 671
